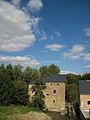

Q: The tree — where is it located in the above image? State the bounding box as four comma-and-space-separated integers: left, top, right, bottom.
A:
31, 80, 46, 110
10, 80, 29, 105
31, 69, 41, 81
23, 66, 33, 84
81, 73, 90, 80
12, 64, 23, 81
0, 64, 13, 105
39, 66, 50, 78
0, 64, 29, 106
6, 64, 13, 80
49, 64, 60, 75
65, 74, 80, 105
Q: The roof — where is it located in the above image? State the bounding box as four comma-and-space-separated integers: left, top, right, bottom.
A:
29, 74, 66, 84
43, 74, 66, 83
79, 80, 90, 94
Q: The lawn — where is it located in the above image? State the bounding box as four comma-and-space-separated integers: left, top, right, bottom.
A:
0, 105, 42, 120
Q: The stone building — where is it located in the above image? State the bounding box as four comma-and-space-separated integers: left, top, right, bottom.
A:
78, 80, 90, 119
28, 74, 65, 112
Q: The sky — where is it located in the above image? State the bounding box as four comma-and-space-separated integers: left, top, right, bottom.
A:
0, 0, 90, 74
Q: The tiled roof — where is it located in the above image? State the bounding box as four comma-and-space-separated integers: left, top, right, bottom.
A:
43, 74, 66, 83
29, 74, 66, 84
79, 80, 90, 94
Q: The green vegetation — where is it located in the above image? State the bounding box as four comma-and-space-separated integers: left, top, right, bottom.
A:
0, 105, 41, 120
65, 73, 90, 106
0, 63, 60, 109
31, 80, 46, 110
0, 62, 90, 118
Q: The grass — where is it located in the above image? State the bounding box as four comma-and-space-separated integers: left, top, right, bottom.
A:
0, 105, 41, 120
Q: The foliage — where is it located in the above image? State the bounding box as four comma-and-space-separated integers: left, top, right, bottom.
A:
0, 64, 28, 106
0, 105, 41, 120
65, 74, 80, 105
39, 66, 50, 78
31, 80, 46, 110
81, 73, 90, 80
0, 63, 61, 108
49, 64, 60, 75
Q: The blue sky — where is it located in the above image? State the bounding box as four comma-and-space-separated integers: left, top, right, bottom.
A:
0, 0, 90, 74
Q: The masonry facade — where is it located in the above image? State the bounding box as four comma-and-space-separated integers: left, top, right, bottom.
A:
79, 80, 90, 110
28, 74, 65, 112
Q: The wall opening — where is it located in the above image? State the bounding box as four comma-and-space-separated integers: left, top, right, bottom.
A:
87, 101, 90, 105
53, 90, 56, 94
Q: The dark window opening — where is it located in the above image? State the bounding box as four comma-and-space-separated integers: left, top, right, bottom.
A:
46, 94, 49, 96
88, 101, 90, 105
57, 83, 59, 86
51, 83, 52, 85
53, 100, 55, 103
53, 90, 56, 94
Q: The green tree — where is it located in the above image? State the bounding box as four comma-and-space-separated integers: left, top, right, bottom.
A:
0, 64, 29, 106
31, 80, 46, 110
10, 80, 29, 105
31, 69, 41, 81
12, 64, 23, 81
49, 64, 60, 75
39, 66, 50, 78
24, 66, 33, 82
81, 73, 90, 80
65, 74, 80, 105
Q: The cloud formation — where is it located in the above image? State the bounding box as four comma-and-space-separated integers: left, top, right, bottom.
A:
61, 70, 76, 74
84, 27, 90, 37
0, 56, 40, 67
83, 53, 90, 61
84, 65, 90, 69
54, 30, 61, 37
28, 0, 43, 12
0, 1, 39, 51
64, 44, 85, 60
11, 0, 21, 6
45, 44, 64, 51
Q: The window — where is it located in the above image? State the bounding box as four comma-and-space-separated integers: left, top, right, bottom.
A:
57, 83, 59, 86
51, 83, 52, 86
53, 100, 55, 103
87, 101, 90, 105
46, 94, 49, 96
53, 90, 56, 94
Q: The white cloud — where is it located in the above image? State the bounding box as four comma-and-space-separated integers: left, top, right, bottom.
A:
28, 0, 43, 12
0, 1, 39, 51
61, 70, 76, 74
54, 30, 61, 37
38, 30, 47, 41
43, 60, 61, 64
64, 44, 85, 60
0, 56, 40, 67
11, 0, 21, 6
84, 28, 90, 37
84, 65, 90, 69
45, 44, 64, 51
83, 53, 90, 61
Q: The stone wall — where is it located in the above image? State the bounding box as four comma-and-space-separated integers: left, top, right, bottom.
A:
80, 95, 90, 110
28, 82, 65, 112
